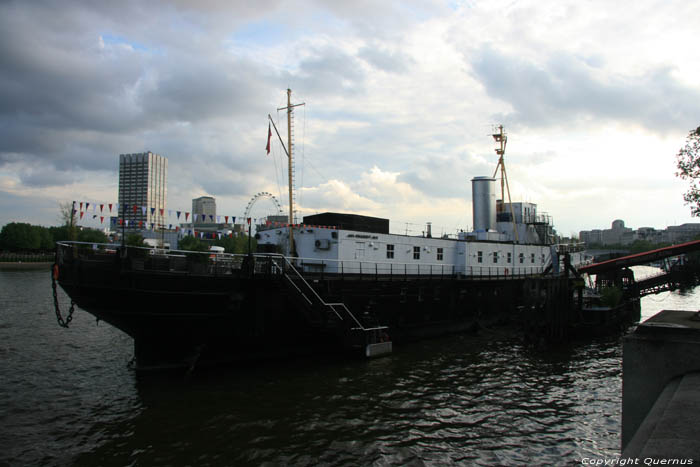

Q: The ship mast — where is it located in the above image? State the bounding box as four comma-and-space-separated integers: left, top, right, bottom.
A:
491, 125, 519, 242
272, 89, 305, 255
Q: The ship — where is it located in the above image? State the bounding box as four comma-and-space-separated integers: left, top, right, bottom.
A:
53, 91, 589, 370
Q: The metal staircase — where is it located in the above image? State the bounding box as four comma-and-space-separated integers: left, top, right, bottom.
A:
279, 256, 392, 357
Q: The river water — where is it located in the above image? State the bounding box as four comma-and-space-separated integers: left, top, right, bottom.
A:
1, 266, 697, 466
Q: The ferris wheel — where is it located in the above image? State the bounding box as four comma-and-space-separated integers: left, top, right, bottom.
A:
243, 191, 284, 221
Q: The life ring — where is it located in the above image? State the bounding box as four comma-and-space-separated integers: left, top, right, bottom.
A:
52, 264, 59, 280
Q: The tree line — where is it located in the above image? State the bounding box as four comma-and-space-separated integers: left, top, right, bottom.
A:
0, 221, 257, 255
0, 222, 108, 251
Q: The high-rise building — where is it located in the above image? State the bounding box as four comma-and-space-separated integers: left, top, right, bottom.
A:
118, 152, 168, 228
192, 196, 216, 225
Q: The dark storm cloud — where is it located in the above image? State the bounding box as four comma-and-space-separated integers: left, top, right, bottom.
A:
0, 0, 281, 188
138, 55, 272, 122
470, 45, 700, 131
293, 47, 367, 96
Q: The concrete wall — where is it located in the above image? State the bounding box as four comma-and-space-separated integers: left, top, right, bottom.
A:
622, 310, 700, 452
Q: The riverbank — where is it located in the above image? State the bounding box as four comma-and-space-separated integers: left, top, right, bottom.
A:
0, 262, 53, 270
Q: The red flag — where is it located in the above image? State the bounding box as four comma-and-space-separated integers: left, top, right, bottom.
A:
266, 123, 271, 155
247, 217, 251, 225
100, 216, 104, 224
225, 215, 229, 224
108, 203, 112, 212
185, 212, 190, 221
160, 208, 164, 216
79, 211, 84, 219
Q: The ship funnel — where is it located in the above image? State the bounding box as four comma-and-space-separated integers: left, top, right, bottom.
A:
426, 222, 432, 238
471, 176, 496, 231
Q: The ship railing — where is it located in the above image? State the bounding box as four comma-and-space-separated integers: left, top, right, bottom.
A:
288, 256, 456, 280
276, 254, 547, 280
55, 242, 546, 279
556, 242, 586, 254
54, 242, 287, 277
464, 265, 547, 278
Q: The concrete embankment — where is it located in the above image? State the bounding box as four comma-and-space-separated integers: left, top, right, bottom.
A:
622, 310, 700, 461
0, 262, 53, 270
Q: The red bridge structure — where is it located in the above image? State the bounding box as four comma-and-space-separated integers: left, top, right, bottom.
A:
578, 239, 700, 297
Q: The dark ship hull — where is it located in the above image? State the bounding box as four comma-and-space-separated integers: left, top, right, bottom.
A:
54, 242, 542, 370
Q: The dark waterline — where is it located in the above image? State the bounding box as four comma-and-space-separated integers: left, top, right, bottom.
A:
1, 268, 696, 466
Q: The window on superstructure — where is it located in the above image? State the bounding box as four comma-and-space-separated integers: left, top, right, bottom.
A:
531, 253, 535, 264
477, 251, 483, 263
519, 253, 524, 264
437, 248, 443, 261
493, 252, 498, 263
542, 253, 545, 264
413, 246, 420, 260
507, 252, 512, 263
387, 244, 395, 259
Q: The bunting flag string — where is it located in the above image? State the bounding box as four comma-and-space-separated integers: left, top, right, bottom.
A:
71, 199, 340, 235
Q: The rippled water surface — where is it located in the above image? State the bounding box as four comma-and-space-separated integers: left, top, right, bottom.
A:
1, 267, 698, 466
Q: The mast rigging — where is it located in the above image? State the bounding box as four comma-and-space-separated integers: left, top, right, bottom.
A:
491, 125, 519, 242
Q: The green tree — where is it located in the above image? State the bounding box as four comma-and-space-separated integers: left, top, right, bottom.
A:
676, 126, 700, 216
49, 225, 73, 243
178, 235, 209, 252
77, 228, 108, 243
34, 225, 54, 249
213, 234, 255, 254
125, 233, 145, 247
0, 222, 41, 249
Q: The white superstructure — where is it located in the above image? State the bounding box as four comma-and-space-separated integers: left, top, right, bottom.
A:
257, 176, 588, 276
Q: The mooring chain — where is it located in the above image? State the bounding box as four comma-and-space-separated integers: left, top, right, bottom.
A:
51, 264, 75, 328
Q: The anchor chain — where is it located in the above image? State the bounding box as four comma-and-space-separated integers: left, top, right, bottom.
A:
51, 264, 75, 328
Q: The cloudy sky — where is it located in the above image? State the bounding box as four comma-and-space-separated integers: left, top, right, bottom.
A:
2, 0, 699, 237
